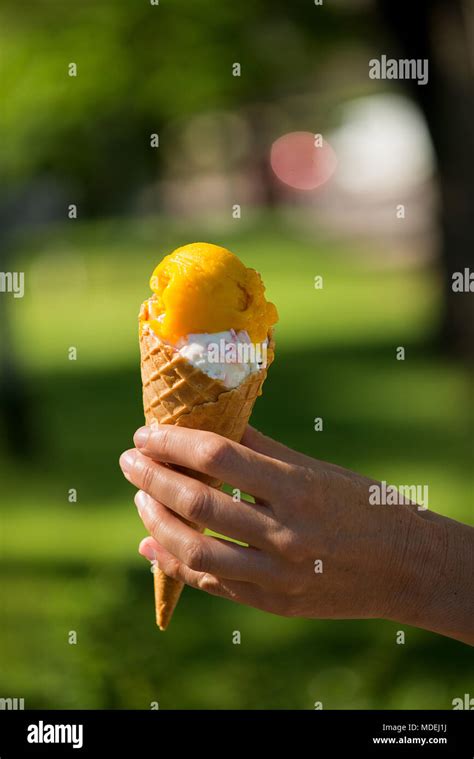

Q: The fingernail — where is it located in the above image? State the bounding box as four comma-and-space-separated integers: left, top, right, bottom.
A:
119, 449, 136, 474
134, 426, 151, 448
135, 490, 150, 513
140, 543, 157, 562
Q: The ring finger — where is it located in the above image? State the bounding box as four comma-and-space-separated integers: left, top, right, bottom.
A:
135, 490, 277, 585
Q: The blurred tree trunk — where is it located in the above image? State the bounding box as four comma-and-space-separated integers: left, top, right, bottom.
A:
378, 0, 474, 359
0, 179, 63, 455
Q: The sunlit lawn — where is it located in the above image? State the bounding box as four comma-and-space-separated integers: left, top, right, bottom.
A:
1, 213, 472, 708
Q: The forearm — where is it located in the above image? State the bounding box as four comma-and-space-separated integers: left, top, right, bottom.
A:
389, 511, 474, 645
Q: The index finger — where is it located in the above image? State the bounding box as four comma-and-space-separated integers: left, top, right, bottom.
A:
133, 425, 293, 502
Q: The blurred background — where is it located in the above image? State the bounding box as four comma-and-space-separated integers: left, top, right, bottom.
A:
1, 0, 473, 709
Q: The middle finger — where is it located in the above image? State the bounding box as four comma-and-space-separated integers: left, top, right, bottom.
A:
135, 490, 276, 584
120, 449, 276, 550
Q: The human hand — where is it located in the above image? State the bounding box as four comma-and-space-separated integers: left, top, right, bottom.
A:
119, 425, 473, 643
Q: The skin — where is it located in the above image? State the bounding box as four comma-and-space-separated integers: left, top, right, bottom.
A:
119, 425, 474, 645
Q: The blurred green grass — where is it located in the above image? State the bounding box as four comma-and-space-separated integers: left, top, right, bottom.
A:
1, 214, 472, 709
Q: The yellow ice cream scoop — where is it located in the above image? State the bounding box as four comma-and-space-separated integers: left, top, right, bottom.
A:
142, 242, 278, 344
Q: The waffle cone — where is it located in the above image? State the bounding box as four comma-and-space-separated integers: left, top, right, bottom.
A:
139, 324, 274, 629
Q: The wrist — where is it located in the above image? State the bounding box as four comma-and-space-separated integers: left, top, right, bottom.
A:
386, 513, 443, 621
386, 510, 474, 644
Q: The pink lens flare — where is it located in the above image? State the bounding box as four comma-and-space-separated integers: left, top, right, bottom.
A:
270, 131, 337, 190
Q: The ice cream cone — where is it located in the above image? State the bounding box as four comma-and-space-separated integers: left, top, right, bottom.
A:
139, 323, 275, 629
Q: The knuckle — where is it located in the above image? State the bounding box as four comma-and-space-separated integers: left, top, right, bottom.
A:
183, 538, 207, 572
162, 555, 181, 579
312, 467, 333, 502
183, 487, 208, 524
275, 526, 300, 557
146, 512, 162, 538
294, 464, 316, 491
264, 518, 305, 561
200, 437, 230, 471
170, 557, 183, 578
153, 425, 172, 455
140, 462, 157, 494
197, 573, 221, 595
